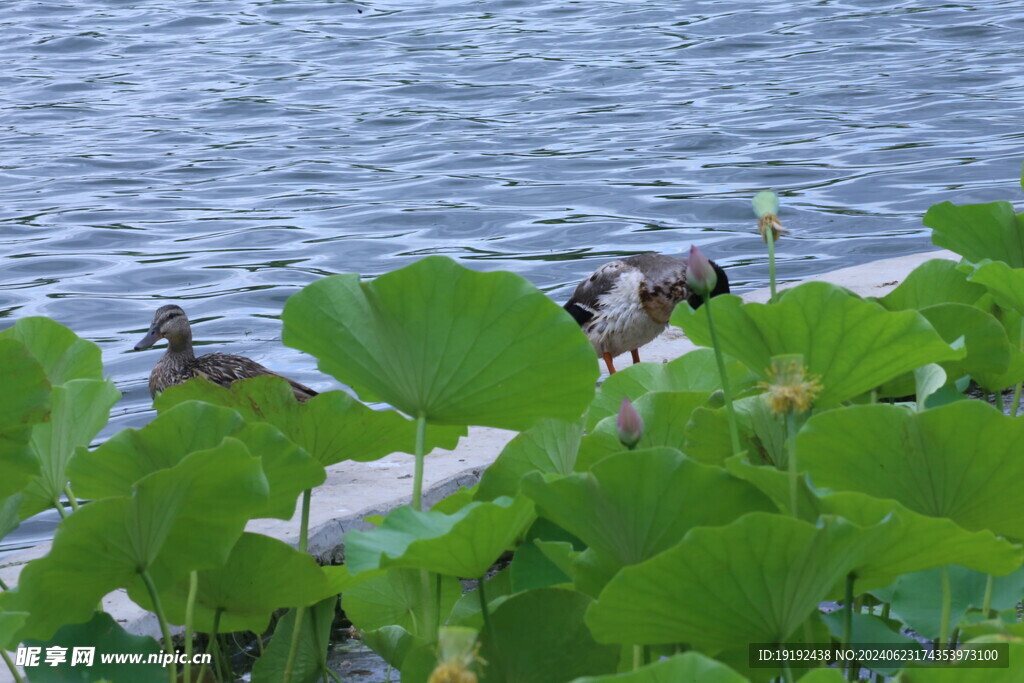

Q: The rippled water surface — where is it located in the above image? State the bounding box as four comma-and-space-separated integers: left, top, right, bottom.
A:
2, 0, 1024, 550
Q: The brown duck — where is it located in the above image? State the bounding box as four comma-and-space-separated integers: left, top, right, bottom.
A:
563, 252, 730, 374
135, 304, 317, 401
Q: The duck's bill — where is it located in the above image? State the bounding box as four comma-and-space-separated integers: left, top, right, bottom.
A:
134, 330, 161, 350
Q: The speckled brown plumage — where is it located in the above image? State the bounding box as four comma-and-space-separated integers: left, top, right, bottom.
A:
135, 304, 318, 401
563, 252, 730, 373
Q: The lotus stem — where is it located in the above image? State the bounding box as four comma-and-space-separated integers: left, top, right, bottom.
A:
64, 485, 79, 512
281, 489, 314, 682
184, 570, 198, 683
704, 299, 742, 456
766, 229, 778, 303
1, 650, 25, 683
198, 608, 222, 683
939, 566, 952, 649
782, 661, 795, 683
299, 489, 311, 553
140, 569, 177, 683
310, 598, 334, 683
632, 645, 642, 671
53, 498, 68, 520
282, 606, 307, 683
0, 576, 8, 591
983, 573, 994, 617
479, 576, 502, 680
843, 573, 855, 681
786, 411, 798, 518
413, 414, 427, 511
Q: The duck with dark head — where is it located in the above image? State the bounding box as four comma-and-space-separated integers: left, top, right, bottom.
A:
563, 252, 730, 374
135, 304, 318, 401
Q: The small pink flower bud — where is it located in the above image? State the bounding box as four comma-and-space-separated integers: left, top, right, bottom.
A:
686, 245, 718, 298
616, 397, 644, 450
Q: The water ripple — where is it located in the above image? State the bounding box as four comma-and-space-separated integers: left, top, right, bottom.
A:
1, 0, 1022, 454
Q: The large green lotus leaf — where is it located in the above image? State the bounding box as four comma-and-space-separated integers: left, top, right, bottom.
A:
919, 303, 1010, 380
508, 518, 582, 593
0, 338, 50, 431
22, 610, 163, 682
799, 401, 1024, 541
449, 567, 513, 628
70, 401, 245, 499
585, 349, 751, 429
154, 375, 464, 466
900, 641, 1024, 682
5, 438, 267, 639
585, 513, 876, 648
722, 455, 822, 520
523, 449, 775, 595
251, 595, 336, 683
0, 493, 22, 541
671, 283, 961, 406
475, 418, 583, 501
137, 533, 345, 633
230, 422, 325, 519
819, 492, 1022, 593
70, 401, 321, 520
0, 316, 103, 384
876, 259, 987, 311
569, 651, 749, 683
873, 566, 1005, 641
19, 378, 120, 519
977, 306, 1024, 392
361, 625, 436, 683
342, 567, 462, 641
579, 393, 711, 469
0, 609, 28, 652
345, 496, 535, 577
0, 339, 48, 498
479, 588, 619, 683
681, 402, 777, 467
924, 200, 1024, 267
819, 612, 919, 676
874, 565, 1024, 641
876, 302, 1011, 398
797, 672, 846, 683
282, 256, 598, 429
969, 259, 1024, 315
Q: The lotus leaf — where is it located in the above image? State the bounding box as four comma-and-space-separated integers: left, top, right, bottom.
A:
281, 255, 598, 429
671, 282, 961, 406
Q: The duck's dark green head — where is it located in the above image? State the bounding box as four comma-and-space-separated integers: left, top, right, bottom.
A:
135, 304, 192, 351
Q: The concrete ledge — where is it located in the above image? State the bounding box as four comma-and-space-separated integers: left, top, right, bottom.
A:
0, 249, 957, 650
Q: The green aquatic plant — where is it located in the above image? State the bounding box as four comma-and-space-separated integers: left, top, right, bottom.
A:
282, 255, 598, 511
687, 246, 743, 457
0, 318, 120, 519
672, 280, 961, 405
753, 190, 786, 302
7, 169, 1024, 682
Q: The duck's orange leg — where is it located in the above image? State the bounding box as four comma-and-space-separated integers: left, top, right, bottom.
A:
630, 349, 641, 364
602, 352, 617, 374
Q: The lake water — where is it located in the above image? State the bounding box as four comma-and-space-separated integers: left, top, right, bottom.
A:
2, 0, 1023, 554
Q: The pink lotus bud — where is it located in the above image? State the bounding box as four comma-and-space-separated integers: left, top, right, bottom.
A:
616, 397, 644, 450
687, 245, 718, 298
